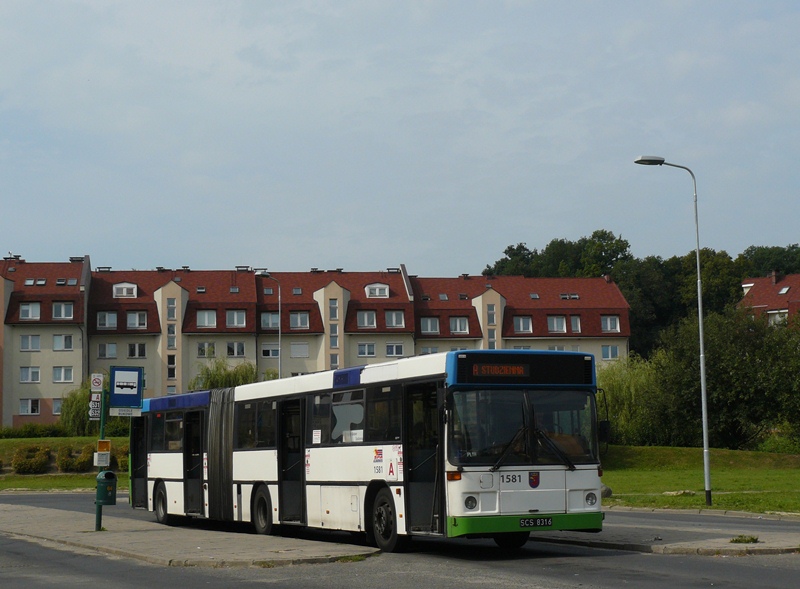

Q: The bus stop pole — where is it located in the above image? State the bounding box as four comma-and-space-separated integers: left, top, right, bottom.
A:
95, 387, 107, 532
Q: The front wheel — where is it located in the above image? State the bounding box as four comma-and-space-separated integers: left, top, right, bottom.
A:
493, 531, 530, 551
154, 483, 173, 525
252, 486, 273, 535
371, 488, 408, 552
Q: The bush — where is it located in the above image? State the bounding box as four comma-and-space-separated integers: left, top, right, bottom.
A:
112, 443, 129, 472
0, 424, 66, 439
56, 444, 95, 473
12, 446, 52, 474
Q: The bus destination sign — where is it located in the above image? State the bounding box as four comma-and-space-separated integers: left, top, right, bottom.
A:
472, 363, 530, 378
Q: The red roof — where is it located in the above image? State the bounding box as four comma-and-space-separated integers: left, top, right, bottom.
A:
2, 258, 88, 324
740, 273, 800, 316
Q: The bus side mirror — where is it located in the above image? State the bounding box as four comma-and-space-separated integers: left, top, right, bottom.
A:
597, 420, 611, 443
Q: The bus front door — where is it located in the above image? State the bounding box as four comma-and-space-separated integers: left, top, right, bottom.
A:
183, 410, 205, 515
405, 382, 442, 534
130, 416, 148, 509
279, 398, 305, 524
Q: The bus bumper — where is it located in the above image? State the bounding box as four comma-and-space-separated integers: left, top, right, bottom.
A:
446, 511, 604, 538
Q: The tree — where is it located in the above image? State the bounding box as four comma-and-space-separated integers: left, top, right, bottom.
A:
737, 244, 800, 276
188, 359, 264, 390
655, 308, 787, 450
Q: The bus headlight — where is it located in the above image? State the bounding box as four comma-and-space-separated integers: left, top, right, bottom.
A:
585, 492, 597, 506
464, 495, 478, 510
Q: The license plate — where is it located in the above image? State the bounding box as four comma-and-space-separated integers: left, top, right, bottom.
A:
519, 517, 553, 528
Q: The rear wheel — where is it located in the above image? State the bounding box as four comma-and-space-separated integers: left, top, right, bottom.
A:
154, 483, 172, 525
371, 488, 408, 552
252, 486, 273, 535
493, 531, 530, 551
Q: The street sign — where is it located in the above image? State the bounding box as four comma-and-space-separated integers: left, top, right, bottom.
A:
88, 392, 101, 421
109, 407, 142, 417
90, 373, 104, 392
109, 366, 144, 409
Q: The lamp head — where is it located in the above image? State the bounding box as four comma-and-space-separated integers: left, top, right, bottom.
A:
634, 156, 666, 166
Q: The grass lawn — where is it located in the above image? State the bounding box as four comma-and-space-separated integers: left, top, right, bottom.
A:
601, 445, 800, 514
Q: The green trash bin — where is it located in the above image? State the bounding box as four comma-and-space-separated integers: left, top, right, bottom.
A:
96, 471, 117, 506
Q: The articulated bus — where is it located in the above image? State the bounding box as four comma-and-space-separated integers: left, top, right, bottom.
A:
130, 350, 606, 551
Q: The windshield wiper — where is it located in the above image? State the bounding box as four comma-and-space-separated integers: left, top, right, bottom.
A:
489, 425, 528, 472
535, 429, 576, 471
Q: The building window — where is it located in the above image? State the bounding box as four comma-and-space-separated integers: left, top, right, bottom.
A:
113, 283, 137, 298
768, 311, 788, 326
449, 317, 469, 334
20, 399, 40, 415
292, 287, 302, 295
197, 310, 216, 328
167, 354, 176, 379
358, 343, 376, 357
571, 316, 581, 333
290, 342, 309, 358
263, 287, 274, 295
97, 311, 117, 329
98, 343, 117, 359
330, 354, 339, 369
53, 399, 63, 415
53, 366, 73, 383
226, 310, 246, 328
330, 323, 339, 348
514, 316, 532, 333
329, 298, 339, 320
227, 341, 245, 357
366, 284, 389, 298
127, 311, 147, 329
128, 343, 146, 358
167, 386, 177, 395
261, 343, 279, 358
20, 302, 41, 320
20, 334, 40, 351
261, 312, 279, 329
488, 328, 496, 350
602, 345, 619, 360
167, 298, 177, 321
167, 324, 176, 349
290, 311, 309, 329
547, 315, 566, 333
20, 367, 40, 383
52, 302, 74, 320
386, 343, 404, 357
357, 310, 376, 328
601, 315, 620, 333
421, 317, 439, 334
385, 311, 404, 328
421, 346, 438, 355
53, 334, 73, 351
513, 345, 531, 350
548, 345, 566, 351
197, 342, 215, 358
487, 304, 496, 326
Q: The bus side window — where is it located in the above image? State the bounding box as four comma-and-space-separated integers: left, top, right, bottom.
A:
150, 412, 165, 452
235, 402, 257, 449
365, 386, 402, 443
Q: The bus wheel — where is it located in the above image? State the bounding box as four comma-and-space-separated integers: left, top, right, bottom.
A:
493, 531, 530, 551
154, 483, 172, 526
371, 488, 408, 552
253, 487, 273, 535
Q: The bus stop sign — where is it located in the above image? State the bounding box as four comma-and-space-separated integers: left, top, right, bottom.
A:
109, 366, 144, 409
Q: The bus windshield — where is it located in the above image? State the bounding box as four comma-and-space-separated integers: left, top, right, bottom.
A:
447, 389, 599, 467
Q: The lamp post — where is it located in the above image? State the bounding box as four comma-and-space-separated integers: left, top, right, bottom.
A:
260, 271, 282, 379
634, 155, 711, 506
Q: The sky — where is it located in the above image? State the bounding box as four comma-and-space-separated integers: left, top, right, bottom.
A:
2, 1, 799, 277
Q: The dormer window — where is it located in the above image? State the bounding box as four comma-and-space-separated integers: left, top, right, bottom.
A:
113, 283, 137, 298
366, 283, 389, 298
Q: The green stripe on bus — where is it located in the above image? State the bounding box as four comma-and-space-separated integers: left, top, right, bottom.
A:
446, 512, 604, 537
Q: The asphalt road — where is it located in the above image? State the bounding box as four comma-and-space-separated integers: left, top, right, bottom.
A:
1, 492, 799, 589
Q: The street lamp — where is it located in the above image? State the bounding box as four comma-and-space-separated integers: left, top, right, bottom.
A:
260, 271, 282, 379
634, 155, 712, 506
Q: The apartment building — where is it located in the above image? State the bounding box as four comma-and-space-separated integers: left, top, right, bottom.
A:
1, 257, 630, 427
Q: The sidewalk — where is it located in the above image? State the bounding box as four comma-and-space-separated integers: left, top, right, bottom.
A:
0, 501, 797, 567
